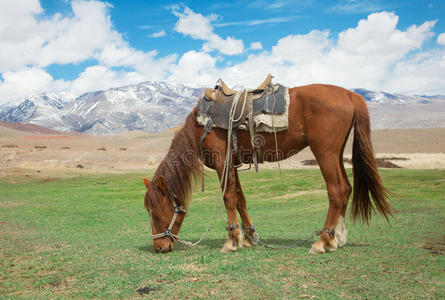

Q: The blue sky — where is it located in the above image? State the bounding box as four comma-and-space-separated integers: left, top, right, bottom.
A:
1, 0, 445, 102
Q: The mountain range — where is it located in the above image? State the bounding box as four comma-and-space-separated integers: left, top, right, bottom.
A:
0, 81, 443, 134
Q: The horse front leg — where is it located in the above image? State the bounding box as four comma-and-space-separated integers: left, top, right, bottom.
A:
217, 166, 244, 253
234, 169, 257, 248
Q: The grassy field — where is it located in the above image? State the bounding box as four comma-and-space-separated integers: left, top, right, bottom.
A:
0, 169, 444, 299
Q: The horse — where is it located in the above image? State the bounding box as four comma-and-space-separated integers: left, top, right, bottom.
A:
143, 83, 393, 254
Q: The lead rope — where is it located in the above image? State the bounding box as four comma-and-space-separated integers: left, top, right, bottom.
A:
218, 89, 249, 223
271, 86, 284, 184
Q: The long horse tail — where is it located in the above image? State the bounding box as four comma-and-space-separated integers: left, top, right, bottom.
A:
350, 92, 393, 224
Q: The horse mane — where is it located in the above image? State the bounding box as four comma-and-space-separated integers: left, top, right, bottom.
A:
146, 109, 201, 217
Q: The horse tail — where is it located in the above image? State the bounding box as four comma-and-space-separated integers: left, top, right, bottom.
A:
350, 92, 393, 224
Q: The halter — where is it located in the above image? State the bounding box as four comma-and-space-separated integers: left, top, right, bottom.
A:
151, 200, 185, 240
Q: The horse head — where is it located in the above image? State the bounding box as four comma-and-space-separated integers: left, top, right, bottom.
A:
143, 175, 187, 253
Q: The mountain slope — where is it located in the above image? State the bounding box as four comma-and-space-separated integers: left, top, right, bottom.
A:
0, 83, 443, 134
0, 93, 75, 132
61, 82, 202, 134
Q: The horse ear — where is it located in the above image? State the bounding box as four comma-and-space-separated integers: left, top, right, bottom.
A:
157, 176, 167, 195
143, 178, 150, 188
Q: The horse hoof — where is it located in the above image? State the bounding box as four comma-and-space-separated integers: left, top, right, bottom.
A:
221, 240, 237, 253
242, 237, 254, 248
326, 242, 338, 252
221, 245, 237, 253
309, 243, 326, 254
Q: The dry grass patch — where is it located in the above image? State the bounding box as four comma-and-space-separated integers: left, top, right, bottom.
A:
421, 237, 445, 255
34, 145, 47, 149
2, 143, 19, 148
0, 202, 25, 207
97, 146, 106, 151
273, 189, 325, 200
301, 157, 407, 168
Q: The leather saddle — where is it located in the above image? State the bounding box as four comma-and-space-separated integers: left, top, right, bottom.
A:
197, 74, 289, 177
198, 74, 287, 130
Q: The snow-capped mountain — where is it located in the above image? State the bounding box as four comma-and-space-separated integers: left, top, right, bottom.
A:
61, 81, 203, 134
0, 81, 203, 134
0, 83, 443, 134
0, 93, 76, 132
352, 88, 445, 129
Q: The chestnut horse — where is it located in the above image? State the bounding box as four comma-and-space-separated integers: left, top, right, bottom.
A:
143, 84, 392, 254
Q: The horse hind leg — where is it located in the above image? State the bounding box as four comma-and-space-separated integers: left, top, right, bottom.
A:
309, 153, 350, 254
336, 158, 352, 248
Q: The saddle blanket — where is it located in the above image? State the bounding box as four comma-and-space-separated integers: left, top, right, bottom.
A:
197, 84, 289, 133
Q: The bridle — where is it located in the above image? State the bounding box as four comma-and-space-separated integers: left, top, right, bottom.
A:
151, 199, 186, 240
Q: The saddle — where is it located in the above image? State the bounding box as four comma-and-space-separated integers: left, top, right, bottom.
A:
204, 74, 273, 102
197, 74, 289, 173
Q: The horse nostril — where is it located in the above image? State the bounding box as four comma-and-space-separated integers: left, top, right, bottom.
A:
156, 246, 162, 252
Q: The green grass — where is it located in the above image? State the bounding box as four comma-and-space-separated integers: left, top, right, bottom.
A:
0, 169, 444, 299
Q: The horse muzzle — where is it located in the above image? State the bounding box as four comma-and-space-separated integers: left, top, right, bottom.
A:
153, 236, 174, 253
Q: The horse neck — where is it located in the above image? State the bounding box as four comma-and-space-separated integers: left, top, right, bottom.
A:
156, 114, 200, 208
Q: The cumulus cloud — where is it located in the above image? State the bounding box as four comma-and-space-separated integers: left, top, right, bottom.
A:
0, 0, 119, 71
0, 68, 68, 101
208, 12, 443, 94
1, 3, 445, 103
250, 42, 263, 50
173, 7, 244, 55
168, 50, 217, 86
0, 0, 176, 102
69, 65, 142, 95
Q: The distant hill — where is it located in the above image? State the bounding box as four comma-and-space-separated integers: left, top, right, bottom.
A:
0, 121, 62, 135
0, 82, 443, 135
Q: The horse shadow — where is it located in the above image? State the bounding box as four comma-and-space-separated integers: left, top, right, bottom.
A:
137, 238, 320, 254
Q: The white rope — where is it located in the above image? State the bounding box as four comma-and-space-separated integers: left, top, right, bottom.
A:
271, 87, 284, 184
218, 89, 248, 222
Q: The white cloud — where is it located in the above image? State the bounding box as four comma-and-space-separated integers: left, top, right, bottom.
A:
206, 12, 443, 94
168, 50, 217, 86
0, 0, 120, 71
172, 7, 244, 55
384, 49, 445, 94
1, 4, 445, 104
202, 35, 244, 55
214, 16, 296, 27
69, 65, 141, 95
438, 33, 445, 46
0, 68, 68, 101
250, 42, 263, 50
326, 0, 386, 14
0, 0, 177, 102
149, 30, 166, 38
173, 7, 214, 40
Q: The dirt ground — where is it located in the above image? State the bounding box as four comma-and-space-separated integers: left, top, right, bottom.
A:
1, 126, 444, 178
